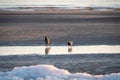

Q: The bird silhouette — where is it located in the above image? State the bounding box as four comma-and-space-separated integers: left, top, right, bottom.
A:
45, 36, 51, 46
67, 41, 73, 53
44, 36, 51, 55
67, 41, 73, 47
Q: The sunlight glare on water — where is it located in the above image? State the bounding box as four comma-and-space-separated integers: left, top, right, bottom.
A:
0, 45, 120, 55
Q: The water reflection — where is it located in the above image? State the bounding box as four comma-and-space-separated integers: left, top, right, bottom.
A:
45, 47, 51, 55
68, 47, 72, 53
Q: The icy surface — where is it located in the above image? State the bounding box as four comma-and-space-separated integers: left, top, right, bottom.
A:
0, 45, 120, 55
0, 65, 120, 80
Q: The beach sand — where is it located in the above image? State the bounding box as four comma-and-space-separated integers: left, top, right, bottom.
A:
0, 9, 120, 45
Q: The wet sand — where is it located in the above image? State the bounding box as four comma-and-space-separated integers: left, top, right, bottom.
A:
0, 10, 120, 45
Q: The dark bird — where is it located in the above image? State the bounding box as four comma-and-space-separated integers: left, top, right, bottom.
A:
45, 36, 51, 46
44, 36, 51, 55
67, 41, 73, 47
67, 41, 73, 53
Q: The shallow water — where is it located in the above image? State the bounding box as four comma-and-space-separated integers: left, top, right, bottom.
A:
0, 12, 120, 46
0, 45, 120, 55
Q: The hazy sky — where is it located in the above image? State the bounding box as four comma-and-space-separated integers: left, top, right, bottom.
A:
0, 0, 120, 7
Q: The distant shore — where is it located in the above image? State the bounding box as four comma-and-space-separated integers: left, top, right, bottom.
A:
0, 8, 120, 15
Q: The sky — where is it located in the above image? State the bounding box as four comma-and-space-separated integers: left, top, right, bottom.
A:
0, 0, 120, 7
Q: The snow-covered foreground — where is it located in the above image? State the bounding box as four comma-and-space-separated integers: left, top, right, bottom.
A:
0, 64, 119, 80
0, 45, 120, 55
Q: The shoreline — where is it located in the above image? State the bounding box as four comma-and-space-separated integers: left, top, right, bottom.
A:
0, 9, 120, 15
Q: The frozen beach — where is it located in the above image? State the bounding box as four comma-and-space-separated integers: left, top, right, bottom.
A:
0, 45, 120, 55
